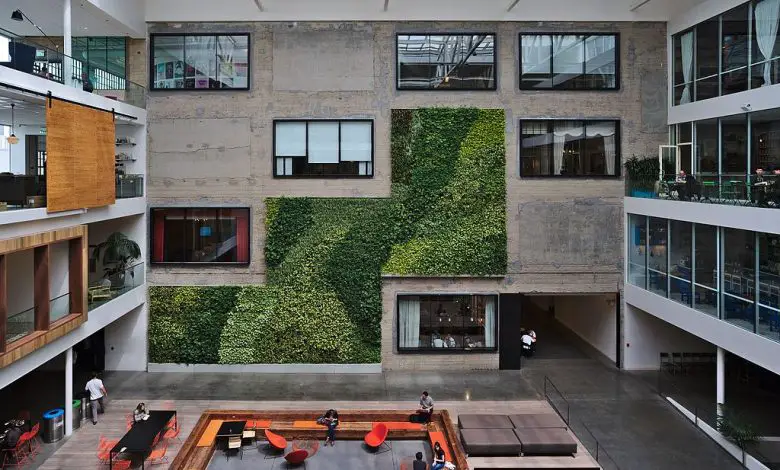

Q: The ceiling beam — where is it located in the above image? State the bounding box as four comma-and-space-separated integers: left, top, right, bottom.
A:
253, 0, 264, 12
506, 0, 521, 12
630, 0, 652, 11
384, 0, 390, 12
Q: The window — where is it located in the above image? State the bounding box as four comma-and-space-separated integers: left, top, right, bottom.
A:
273, 120, 373, 177
519, 120, 620, 176
696, 18, 720, 100
722, 228, 755, 331
520, 34, 618, 90
669, 221, 693, 306
151, 208, 250, 264
396, 34, 496, 90
150, 34, 249, 90
751, 0, 780, 88
758, 232, 780, 342
722, 4, 750, 95
721, 113, 748, 175
628, 214, 647, 289
694, 224, 719, 316
648, 218, 668, 298
397, 294, 497, 352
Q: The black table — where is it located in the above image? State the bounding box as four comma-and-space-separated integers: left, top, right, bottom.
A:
110, 410, 176, 470
216, 421, 245, 450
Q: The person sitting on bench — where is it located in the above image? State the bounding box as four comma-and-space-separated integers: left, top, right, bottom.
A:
416, 390, 434, 423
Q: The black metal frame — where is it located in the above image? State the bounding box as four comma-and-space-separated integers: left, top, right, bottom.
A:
149, 207, 251, 266
272, 119, 375, 178
396, 293, 499, 354
149, 33, 251, 91
518, 119, 622, 178
395, 32, 498, 91
518, 32, 621, 91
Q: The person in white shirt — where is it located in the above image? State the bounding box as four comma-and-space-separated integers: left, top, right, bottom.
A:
85, 372, 107, 425
521, 333, 533, 357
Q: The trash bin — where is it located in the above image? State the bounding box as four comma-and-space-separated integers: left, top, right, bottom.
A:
42, 408, 65, 443
79, 392, 89, 421
72, 400, 81, 430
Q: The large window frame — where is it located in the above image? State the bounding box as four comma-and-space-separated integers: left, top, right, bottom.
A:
273, 119, 375, 178
396, 294, 499, 354
395, 33, 498, 91
519, 119, 622, 178
150, 207, 251, 265
149, 33, 251, 91
519, 33, 620, 91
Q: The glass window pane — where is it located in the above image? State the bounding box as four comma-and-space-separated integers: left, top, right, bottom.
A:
697, 18, 720, 80
673, 33, 685, 86
308, 122, 340, 164
397, 34, 495, 90
648, 218, 668, 297
520, 121, 553, 176
696, 119, 719, 173
340, 122, 372, 162
275, 122, 307, 157
628, 214, 647, 288
722, 4, 750, 94
152, 208, 249, 263
184, 35, 215, 89
750, 109, 780, 174
721, 114, 748, 176
696, 75, 719, 101
758, 232, 780, 305
216, 35, 249, 89
552, 35, 584, 89
153, 36, 184, 89
752, 0, 780, 87
521, 35, 552, 89
675, 31, 695, 104
584, 35, 616, 88
583, 121, 617, 176
723, 228, 755, 331
670, 221, 693, 306
397, 35, 433, 89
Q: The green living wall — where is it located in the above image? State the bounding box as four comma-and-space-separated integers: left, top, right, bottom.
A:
148, 108, 506, 364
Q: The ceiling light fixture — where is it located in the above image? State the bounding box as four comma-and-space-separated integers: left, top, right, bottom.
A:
10, 9, 59, 50
7, 104, 19, 145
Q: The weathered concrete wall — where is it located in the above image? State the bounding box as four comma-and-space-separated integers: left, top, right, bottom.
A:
127, 38, 146, 87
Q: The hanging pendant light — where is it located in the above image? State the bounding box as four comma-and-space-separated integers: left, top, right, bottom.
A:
7, 104, 19, 145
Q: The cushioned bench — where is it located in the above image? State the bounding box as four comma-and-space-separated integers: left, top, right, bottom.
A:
428, 431, 453, 461
508, 413, 566, 429
380, 422, 425, 431
457, 414, 513, 429
514, 427, 577, 456
196, 419, 223, 447
460, 428, 522, 456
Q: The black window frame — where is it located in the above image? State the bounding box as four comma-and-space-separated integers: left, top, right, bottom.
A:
395, 32, 498, 91
149, 207, 251, 265
272, 119, 375, 178
396, 294, 499, 354
519, 33, 620, 91
519, 119, 622, 178
149, 33, 251, 91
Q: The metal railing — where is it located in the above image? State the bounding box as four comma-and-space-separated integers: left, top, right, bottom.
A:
49, 292, 71, 324
0, 29, 146, 109
87, 262, 144, 311
5, 306, 34, 345
116, 174, 144, 199
626, 174, 780, 209
543, 376, 620, 469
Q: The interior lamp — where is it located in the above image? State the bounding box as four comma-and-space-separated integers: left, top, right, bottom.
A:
7, 104, 19, 145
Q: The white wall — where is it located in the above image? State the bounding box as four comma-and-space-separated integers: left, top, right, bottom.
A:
6, 250, 33, 315
87, 214, 145, 285
668, 84, 780, 125
0, 125, 45, 175
87, 0, 146, 37
668, 0, 747, 34
49, 241, 70, 298
624, 303, 715, 370
104, 303, 148, 370
554, 294, 617, 361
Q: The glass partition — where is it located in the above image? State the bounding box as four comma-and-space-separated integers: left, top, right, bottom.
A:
628, 214, 647, 288
758, 232, 780, 341
88, 262, 145, 311
5, 307, 34, 345
49, 293, 71, 324
722, 228, 756, 331
648, 218, 668, 297
695, 224, 719, 316
670, 221, 693, 306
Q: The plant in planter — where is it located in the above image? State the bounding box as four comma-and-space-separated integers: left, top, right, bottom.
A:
716, 405, 760, 467
624, 156, 660, 198
91, 232, 141, 288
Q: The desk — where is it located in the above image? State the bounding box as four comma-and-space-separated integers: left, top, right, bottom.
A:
110, 410, 175, 470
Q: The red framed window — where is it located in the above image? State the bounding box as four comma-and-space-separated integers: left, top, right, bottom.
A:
151, 208, 249, 264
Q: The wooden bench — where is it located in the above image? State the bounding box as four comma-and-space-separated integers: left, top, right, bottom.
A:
196, 419, 223, 447
378, 422, 425, 431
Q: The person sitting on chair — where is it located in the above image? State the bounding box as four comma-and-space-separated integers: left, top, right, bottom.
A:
133, 402, 149, 423
413, 451, 428, 470
416, 391, 434, 423
431, 441, 446, 470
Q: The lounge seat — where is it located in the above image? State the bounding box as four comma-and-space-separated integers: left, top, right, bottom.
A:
514, 427, 577, 456
457, 414, 513, 429
508, 413, 566, 429
197, 420, 224, 447
460, 428, 522, 456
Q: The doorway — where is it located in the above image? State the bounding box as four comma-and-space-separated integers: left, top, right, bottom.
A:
499, 293, 523, 370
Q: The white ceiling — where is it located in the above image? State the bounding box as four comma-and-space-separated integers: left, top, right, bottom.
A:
146, 0, 710, 22
0, 89, 46, 128
0, 1, 141, 39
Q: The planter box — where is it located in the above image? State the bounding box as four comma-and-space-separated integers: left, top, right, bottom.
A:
630, 189, 656, 199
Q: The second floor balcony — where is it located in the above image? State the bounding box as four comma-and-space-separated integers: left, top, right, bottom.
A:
626, 173, 780, 209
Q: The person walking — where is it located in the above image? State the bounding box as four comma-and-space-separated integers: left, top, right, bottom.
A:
85, 372, 107, 425
323, 409, 339, 446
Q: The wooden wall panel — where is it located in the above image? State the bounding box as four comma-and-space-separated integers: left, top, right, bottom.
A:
0, 255, 6, 353
69, 234, 88, 321
33, 246, 50, 331
46, 99, 116, 213
0, 226, 85, 255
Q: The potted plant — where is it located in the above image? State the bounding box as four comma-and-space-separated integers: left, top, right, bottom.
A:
624, 156, 660, 198
716, 405, 760, 467
91, 232, 141, 288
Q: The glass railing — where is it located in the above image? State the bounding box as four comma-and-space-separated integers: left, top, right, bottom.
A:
5, 306, 34, 345
87, 262, 144, 311
116, 174, 144, 199
49, 292, 71, 324
0, 29, 146, 109
626, 174, 780, 209
0, 174, 46, 211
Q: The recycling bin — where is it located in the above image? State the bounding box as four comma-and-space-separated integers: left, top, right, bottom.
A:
42, 408, 64, 443
72, 400, 81, 430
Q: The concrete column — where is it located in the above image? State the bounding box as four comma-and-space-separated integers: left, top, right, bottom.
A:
716, 346, 725, 416
65, 347, 73, 436
63, 0, 72, 86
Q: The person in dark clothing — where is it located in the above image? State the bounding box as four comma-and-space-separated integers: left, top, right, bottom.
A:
431, 441, 446, 470
82, 73, 94, 93
322, 409, 338, 446
2, 426, 22, 449
413, 451, 428, 470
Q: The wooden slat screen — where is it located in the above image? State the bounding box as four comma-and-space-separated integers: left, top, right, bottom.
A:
46, 99, 116, 213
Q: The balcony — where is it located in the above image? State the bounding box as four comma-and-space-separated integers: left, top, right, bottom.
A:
626, 174, 780, 209
5, 292, 71, 345
0, 30, 146, 109
0, 174, 144, 212
87, 262, 144, 311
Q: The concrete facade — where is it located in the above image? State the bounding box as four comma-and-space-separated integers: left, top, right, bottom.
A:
145, 20, 668, 367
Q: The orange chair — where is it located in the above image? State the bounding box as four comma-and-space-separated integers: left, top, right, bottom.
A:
163, 425, 181, 443
3, 433, 31, 467
146, 441, 169, 466
28, 423, 41, 455
110, 460, 132, 470
284, 449, 309, 468
264, 429, 287, 457
364, 423, 390, 453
